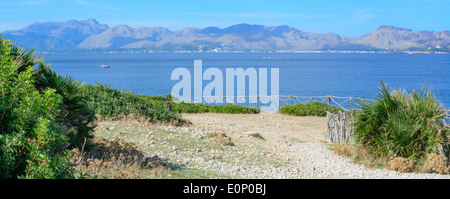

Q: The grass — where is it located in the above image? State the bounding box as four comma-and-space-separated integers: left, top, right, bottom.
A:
85, 119, 287, 179
332, 143, 400, 171
169, 168, 234, 179
249, 133, 265, 140
279, 102, 343, 117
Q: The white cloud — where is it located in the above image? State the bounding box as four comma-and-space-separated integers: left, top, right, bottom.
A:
355, 8, 377, 21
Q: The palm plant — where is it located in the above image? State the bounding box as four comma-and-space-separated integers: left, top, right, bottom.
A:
35, 63, 96, 149
352, 81, 448, 160
1, 35, 96, 150
0, 36, 40, 73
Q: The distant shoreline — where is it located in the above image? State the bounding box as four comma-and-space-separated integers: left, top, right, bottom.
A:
38, 50, 450, 54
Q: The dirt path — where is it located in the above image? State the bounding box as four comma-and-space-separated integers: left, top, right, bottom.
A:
180, 113, 450, 179
182, 112, 327, 143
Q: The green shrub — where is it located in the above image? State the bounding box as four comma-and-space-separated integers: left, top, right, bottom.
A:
352, 81, 449, 160
83, 84, 260, 120
0, 37, 74, 178
172, 101, 211, 113
81, 83, 185, 124
279, 102, 343, 117
1, 36, 96, 151
209, 104, 260, 114
35, 64, 96, 150
136, 94, 260, 114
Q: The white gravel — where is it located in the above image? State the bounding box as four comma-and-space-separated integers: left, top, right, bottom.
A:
160, 124, 450, 179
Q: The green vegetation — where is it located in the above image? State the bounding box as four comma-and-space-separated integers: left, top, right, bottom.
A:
81, 83, 184, 124
249, 133, 265, 140
36, 64, 96, 150
0, 36, 75, 178
81, 83, 260, 125
136, 94, 260, 114
350, 81, 449, 172
279, 102, 343, 117
0, 35, 260, 178
3, 33, 448, 178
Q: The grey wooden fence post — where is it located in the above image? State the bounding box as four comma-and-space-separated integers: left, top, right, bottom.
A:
164, 102, 172, 112
326, 110, 353, 144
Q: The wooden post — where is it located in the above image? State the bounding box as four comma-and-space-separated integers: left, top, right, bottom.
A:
164, 102, 172, 112
256, 96, 259, 109
326, 110, 353, 144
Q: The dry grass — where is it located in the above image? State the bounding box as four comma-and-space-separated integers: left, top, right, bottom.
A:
422, 153, 449, 174
96, 113, 191, 127
389, 156, 415, 173
70, 136, 170, 179
207, 132, 235, 146
334, 143, 450, 175
332, 144, 390, 170
332, 144, 352, 156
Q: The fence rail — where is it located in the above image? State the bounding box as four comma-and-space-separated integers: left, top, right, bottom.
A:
278, 95, 374, 111
187, 95, 376, 111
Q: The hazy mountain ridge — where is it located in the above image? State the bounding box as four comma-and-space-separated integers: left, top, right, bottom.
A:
2, 19, 449, 52
3, 18, 110, 51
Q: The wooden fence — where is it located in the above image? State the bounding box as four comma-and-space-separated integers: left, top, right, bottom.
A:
188, 95, 374, 111
326, 111, 353, 144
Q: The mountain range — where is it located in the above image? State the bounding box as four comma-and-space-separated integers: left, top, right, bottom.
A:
2, 18, 449, 52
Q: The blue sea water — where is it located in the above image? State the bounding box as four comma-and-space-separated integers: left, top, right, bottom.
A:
39, 52, 450, 108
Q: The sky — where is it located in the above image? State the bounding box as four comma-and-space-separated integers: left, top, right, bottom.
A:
0, 0, 449, 37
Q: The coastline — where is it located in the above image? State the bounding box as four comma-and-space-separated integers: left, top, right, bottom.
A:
37, 50, 450, 54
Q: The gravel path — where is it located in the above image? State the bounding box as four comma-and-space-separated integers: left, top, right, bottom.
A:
176, 113, 450, 179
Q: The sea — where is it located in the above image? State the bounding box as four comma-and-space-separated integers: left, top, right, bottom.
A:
38, 52, 450, 109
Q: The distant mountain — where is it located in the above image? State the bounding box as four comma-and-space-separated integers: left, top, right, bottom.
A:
2, 18, 109, 51
78, 23, 347, 51
2, 19, 449, 52
78, 25, 172, 49
350, 25, 450, 50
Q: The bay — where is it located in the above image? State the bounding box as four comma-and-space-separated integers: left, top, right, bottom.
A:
39, 52, 450, 108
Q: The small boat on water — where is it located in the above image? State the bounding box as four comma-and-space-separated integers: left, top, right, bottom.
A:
101, 64, 110, 68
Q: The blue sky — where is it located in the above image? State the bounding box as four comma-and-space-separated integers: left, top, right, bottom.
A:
0, 0, 449, 37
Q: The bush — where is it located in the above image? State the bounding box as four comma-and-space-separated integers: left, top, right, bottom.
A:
136, 95, 261, 114
81, 83, 185, 124
172, 101, 211, 113
35, 64, 96, 150
279, 102, 343, 117
1, 35, 96, 151
0, 37, 74, 178
209, 104, 260, 114
352, 81, 449, 160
